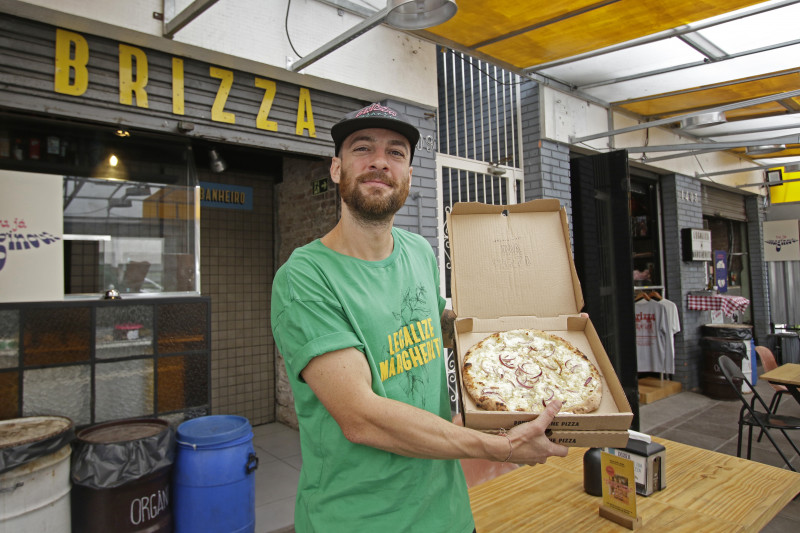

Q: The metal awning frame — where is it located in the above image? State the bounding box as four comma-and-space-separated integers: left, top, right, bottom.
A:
570, 88, 800, 144
523, 0, 797, 75
159, 1, 800, 172
162, 0, 220, 39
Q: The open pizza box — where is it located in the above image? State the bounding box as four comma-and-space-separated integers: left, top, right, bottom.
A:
448, 199, 633, 447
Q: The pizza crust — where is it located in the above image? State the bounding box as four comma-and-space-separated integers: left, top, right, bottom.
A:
462, 329, 603, 414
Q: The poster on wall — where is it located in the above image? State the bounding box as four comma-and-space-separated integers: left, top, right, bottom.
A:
714, 250, 728, 293
0, 171, 64, 302
763, 219, 800, 262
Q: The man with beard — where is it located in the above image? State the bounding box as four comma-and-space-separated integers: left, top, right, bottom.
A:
271, 102, 567, 533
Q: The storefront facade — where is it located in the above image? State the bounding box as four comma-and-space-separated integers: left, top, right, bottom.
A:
1, 3, 781, 433
524, 86, 771, 401
436, 55, 772, 427
0, 4, 441, 428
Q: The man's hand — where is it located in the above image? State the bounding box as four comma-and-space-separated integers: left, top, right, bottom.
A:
441, 309, 456, 350
505, 400, 569, 465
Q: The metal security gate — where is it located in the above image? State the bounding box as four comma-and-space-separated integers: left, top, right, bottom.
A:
437, 154, 523, 300
436, 154, 523, 411
436, 49, 525, 413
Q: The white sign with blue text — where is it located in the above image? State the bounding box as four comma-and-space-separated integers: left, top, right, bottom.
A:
0, 171, 64, 302
763, 219, 800, 261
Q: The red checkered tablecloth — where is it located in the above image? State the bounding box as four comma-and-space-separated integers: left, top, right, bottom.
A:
687, 294, 751, 317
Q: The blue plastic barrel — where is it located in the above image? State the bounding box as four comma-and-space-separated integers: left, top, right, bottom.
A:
173, 415, 259, 533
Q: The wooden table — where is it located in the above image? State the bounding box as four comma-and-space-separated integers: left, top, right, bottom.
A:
761, 363, 800, 405
469, 437, 800, 532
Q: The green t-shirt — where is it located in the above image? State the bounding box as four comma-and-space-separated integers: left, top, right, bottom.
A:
271, 227, 474, 533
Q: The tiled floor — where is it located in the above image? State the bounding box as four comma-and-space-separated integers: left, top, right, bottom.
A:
252, 422, 302, 533
253, 368, 800, 533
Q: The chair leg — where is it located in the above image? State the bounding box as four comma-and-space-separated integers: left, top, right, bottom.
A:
737, 422, 744, 458
746, 425, 754, 460
758, 394, 783, 443
779, 428, 800, 458
762, 428, 798, 472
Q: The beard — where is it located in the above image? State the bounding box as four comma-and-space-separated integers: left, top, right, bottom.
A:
339, 168, 410, 225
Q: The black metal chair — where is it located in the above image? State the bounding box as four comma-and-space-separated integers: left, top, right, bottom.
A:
754, 346, 789, 443
718, 355, 800, 471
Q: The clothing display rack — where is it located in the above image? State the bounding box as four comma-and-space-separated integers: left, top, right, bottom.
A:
635, 288, 682, 404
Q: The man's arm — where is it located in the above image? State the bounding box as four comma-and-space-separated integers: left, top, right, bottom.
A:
441, 308, 456, 350
301, 346, 568, 465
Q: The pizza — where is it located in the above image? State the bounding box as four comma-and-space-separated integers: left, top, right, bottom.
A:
461, 329, 603, 414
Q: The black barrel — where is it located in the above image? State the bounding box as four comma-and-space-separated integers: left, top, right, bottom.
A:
71, 418, 175, 533
701, 324, 753, 400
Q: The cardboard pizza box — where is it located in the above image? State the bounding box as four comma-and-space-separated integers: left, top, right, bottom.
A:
448, 199, 634, 446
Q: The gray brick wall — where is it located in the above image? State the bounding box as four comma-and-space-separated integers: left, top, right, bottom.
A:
384, 99, 441, 257
661, 174, 706, 391
520, 81, 573, 220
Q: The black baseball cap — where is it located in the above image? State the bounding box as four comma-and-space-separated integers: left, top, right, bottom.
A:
331, 103, 420, 161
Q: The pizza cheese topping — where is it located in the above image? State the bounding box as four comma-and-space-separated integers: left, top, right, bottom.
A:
462, 329, 603, 414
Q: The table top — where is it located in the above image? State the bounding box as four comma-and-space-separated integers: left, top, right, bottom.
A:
760, 363, 800, 387
687, 293, 751, 317
468, 437, 800, 532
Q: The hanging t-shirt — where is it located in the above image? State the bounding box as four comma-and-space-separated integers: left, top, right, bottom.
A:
635, 298, 671, 373
658, 298, 681, 374
271, 227, 474, 533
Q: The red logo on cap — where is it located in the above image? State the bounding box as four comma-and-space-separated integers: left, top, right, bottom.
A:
355, 103, 397, 118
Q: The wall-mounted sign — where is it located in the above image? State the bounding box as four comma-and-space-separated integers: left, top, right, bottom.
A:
199, 182, 253, 210
681, 228, 712, 261
763, 219, 800, 261
714, 250, 728, 293
0, 171, 64, 302
53, 28, 317, 139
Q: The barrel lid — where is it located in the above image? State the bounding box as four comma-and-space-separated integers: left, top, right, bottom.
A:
177, 415, 251, 446
76, 418, 169, 444
0, 416, 73, 449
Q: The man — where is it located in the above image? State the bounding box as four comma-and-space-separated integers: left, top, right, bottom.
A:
271, 102, 567, 533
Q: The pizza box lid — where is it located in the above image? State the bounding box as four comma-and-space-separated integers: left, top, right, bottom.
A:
447, 199, 583, 320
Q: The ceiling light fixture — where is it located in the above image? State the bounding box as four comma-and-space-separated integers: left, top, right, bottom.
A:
384, 0, 458, 30
746, 144, 786, 155
209, 149, 227, 173
115, 129, 131, 137
125, 184, 152, 197
679, 111, 726, 130
290, 0, 458, 72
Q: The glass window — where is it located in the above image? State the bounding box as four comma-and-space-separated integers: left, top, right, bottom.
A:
703, 216, 751, 322
629, 178, 663, 290
0, 114, 199, 298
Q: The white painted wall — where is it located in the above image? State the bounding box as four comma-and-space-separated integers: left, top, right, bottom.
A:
3, 0, 439, 107
541, 86, 766, 193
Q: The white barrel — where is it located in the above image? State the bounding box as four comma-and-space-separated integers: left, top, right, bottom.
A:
0, 444, 72, 533
0, 416, 73, 533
